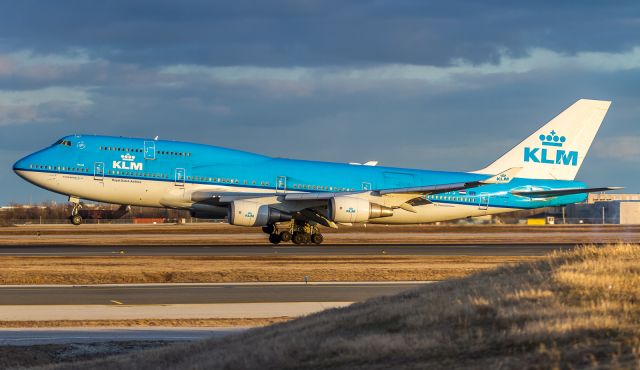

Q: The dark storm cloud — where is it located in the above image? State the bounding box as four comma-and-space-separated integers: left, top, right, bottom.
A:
1, 0, 639, 67
1, 1, 640, 204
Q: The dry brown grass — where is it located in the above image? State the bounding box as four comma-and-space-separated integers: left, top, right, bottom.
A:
0, 317, 290, 328
0, 342, 170, 370
0, 256, 532, 284
36, 243, 640, 370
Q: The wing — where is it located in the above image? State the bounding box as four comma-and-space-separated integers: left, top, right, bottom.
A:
284, 167, 522, 201
187, 167, 521, 220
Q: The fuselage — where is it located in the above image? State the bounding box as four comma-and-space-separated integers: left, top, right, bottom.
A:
13, 134, 587, 224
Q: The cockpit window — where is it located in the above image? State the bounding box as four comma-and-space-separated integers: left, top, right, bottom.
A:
54, 139, 72, 147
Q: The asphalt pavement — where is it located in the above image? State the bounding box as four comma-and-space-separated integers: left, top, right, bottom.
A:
0, 282, 424, 305
0, 327, 243, 345
0, 243, 576, 256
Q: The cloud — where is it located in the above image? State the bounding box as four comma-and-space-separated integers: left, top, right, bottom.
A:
1, 1, 640, 204
2, 1, 639, 68
0, 87, 94, 125
158, 47, 640, 93
592, 136, 640, 162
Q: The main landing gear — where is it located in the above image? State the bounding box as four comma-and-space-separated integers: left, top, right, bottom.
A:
263, 221, 324, 245
68, 196, 83, 226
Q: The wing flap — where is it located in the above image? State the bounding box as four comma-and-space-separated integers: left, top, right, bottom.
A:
511, 186, 622, 198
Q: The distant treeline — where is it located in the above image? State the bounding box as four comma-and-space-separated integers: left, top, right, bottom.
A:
0, 202, 191, 224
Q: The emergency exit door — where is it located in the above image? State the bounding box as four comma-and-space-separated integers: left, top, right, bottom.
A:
276, 176, 287, 193
94, 162, 104, 181
478, 193, 490, 210
175, 168, 185, 187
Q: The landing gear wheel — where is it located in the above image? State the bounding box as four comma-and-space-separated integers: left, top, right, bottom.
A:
262, 225, 275, 234
279, 231, 292, 242
70, 214, 83, 226
311, 233, 323, 245
268, 233, 281, 244
292, 232, 306, 245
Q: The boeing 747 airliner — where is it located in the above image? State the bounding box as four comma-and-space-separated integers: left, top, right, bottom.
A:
13, 99, 620, 244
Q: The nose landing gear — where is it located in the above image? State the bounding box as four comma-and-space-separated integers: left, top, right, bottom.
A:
264, 221, 324, 245
68, 196, 83, 226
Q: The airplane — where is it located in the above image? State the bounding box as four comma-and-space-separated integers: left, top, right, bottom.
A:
13, 99, 620, 245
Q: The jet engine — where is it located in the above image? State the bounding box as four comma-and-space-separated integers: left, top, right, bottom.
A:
328, 196, 393, 223
189, 203, 228, 219
228, 200, 292, 226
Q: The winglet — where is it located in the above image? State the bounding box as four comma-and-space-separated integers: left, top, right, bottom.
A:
480, 167, 522, 184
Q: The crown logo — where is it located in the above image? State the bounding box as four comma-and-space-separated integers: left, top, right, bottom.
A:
538, 130, 566, 147
121, 153, 135, 161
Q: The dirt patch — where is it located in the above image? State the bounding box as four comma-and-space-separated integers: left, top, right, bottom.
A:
0, 255, 534, 284
0, 318, 290, 328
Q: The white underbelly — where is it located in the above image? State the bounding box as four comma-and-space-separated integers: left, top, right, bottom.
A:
16, 170, 270, 208
369, 202, 517, 224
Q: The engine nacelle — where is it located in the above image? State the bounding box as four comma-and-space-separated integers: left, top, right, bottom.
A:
228, 200, 292, 227
190, 204, 228, 219
328, 196, 393, 223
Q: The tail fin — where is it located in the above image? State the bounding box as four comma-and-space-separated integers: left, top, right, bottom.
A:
474, 99, 611, 180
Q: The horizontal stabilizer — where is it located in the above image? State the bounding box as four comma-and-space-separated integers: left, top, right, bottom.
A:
511, 186, 623, 198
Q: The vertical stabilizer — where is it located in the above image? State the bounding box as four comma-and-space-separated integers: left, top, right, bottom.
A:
473, 99, 611, 180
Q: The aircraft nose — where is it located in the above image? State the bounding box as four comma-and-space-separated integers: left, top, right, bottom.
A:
13, 156, 28, 177
13, 157, 25, 172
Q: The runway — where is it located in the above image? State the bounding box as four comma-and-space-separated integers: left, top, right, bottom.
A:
0, 327, 241, 345
0, 243, 576, 256
0, 282, 423, 305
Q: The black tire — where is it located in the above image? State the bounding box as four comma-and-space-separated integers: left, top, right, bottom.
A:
262, 225, 275, 234
280, 231, 292, 242
311, 233, 323, 245
268, 233, 281, 244
292, 232, 305, 245
70, 215, 83, 226
302, 233, 311, 244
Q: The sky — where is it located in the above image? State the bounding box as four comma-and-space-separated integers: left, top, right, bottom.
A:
1, 0, 639, 204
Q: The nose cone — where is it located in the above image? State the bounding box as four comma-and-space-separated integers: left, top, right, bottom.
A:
13, 156, 25, 171
13, 156, 29, 179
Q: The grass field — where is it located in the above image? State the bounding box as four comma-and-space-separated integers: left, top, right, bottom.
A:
37, 244, 640, 370
0, 255, 534, 284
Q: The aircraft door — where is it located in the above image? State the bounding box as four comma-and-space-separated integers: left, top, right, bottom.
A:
276, 176, 287, 193
144, 141, 156, 160
478, 192, 490, 210
94, 162, 104, 181
175, 168, 185, 187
